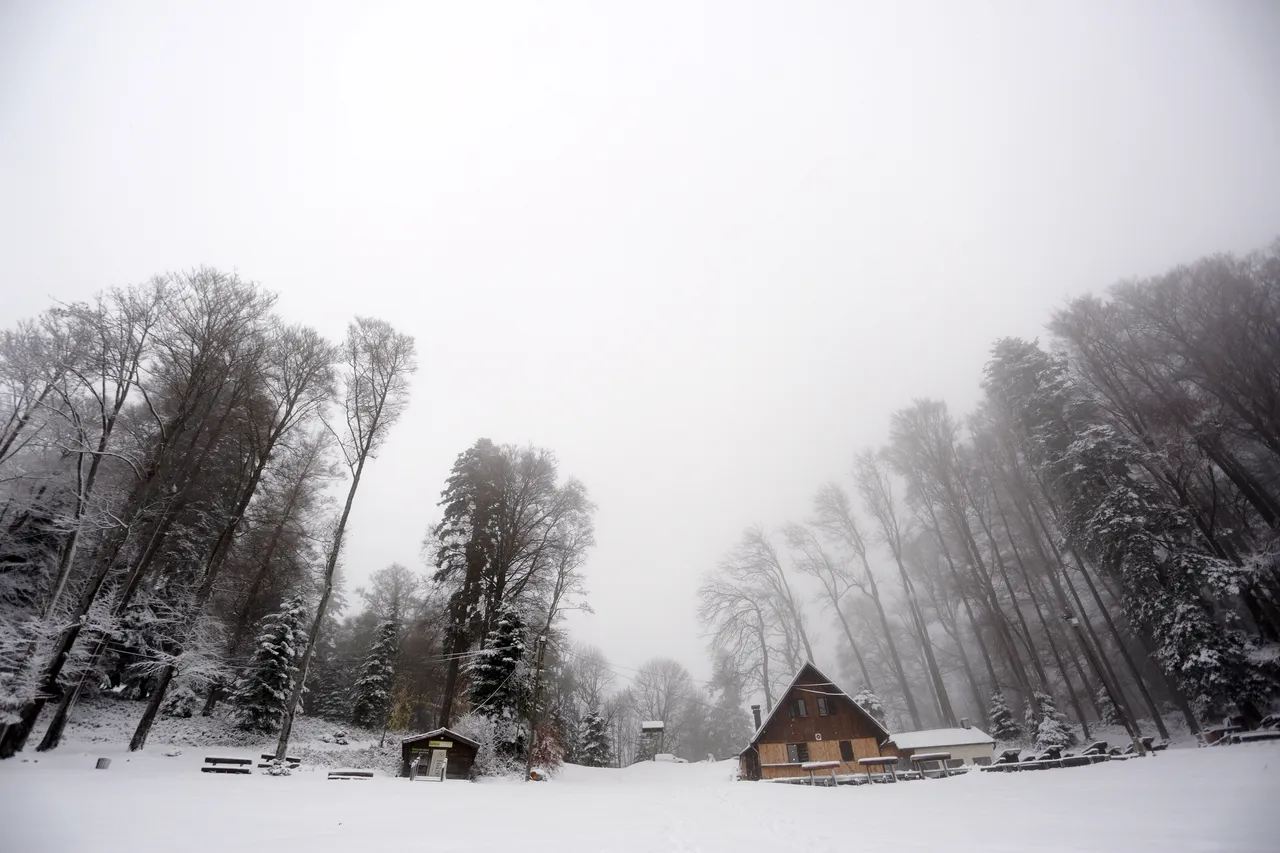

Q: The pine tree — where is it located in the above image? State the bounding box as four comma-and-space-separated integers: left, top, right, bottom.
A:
303, 622, 349, 722
465, 604, 530, 761
350, 620, 398, 729
1095, 685, 1118, 726
987, 690, 1022, 742
1029, 690, 1076, 750
229, 594, 310, 733
700, 653, 753, 759
854, 688, 887, 728
579, 707, 611, 767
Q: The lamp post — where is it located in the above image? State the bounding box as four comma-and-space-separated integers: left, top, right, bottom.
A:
1063, 609, 1146, 757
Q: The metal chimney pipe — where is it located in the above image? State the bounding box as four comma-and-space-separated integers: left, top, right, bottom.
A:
751, 704, 762, 730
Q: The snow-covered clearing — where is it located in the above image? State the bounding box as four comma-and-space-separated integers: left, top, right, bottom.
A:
2, 743, 1277, 852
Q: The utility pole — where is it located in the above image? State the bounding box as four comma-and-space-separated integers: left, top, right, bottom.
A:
523, 635, 548, 780
1064, 609, 1146, 757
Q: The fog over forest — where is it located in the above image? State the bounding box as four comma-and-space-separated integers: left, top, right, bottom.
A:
2, 1, 1279, 772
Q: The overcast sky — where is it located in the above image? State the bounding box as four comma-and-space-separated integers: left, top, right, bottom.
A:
2, 1, 1278, 683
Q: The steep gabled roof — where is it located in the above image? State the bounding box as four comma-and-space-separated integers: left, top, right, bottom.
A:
743, 660, 890, 750
400, 727, 481, 749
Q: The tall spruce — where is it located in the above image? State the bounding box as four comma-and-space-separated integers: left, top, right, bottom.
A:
465, 604, 530, 760
350, 620, 398, 729
987, 690, 1022, 742
579, 707, 611, 767
230, 594, 309, 733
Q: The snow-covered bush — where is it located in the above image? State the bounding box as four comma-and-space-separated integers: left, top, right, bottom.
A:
455, 711, 523, 779
161, 679, 201, 718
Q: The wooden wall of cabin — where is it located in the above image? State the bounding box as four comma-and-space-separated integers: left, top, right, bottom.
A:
758, 737, 883, 780
758, 692, 884, 745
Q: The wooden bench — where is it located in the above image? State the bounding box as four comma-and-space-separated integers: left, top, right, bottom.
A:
328, 770, 374, 781
1225, 730, 1280, 745
202, 756, 252, 775
257, 753, 302, 769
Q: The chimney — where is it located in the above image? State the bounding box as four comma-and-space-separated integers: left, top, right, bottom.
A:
751, 704, 762, 730
960, 717, 971, 729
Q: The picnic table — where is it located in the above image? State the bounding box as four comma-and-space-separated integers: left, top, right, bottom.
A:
856, 755, 899, 783
909, 751, 953, 778
799, 760, 841, 786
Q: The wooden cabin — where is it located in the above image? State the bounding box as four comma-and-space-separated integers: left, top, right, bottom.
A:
738, 662, 894, 781
400, 728, 480, 780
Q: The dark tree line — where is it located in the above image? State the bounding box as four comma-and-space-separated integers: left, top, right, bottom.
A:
701, 240, 1280, 743
0, 269, 416, 760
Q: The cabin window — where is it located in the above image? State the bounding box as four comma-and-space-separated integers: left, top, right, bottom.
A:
817, 696, 834, 716
839, 740, 855, 762
786, 743, 810, 763
789, 698, 808, 718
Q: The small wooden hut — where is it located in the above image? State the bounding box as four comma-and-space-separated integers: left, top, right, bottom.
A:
738, 661, 893, 781
882, 724, 996, 766
400, 728, 480, 780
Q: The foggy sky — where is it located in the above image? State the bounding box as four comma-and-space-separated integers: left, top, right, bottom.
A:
3, 1, 1279, 682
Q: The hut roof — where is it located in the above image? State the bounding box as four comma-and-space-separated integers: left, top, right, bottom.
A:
400, 727, 481, 749
885, 727, 995, 749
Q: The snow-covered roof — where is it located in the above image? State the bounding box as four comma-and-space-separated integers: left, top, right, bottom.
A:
641, 721, 665, 729
400, 727, 481, 749
742, 661, 890, 751
884, 727, 995, 750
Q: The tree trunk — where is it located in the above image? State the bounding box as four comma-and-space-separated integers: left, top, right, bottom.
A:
859, 569, 922, 728
275, 453, 368, 762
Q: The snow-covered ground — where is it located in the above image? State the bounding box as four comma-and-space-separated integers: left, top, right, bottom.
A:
3, 741, 1278, 852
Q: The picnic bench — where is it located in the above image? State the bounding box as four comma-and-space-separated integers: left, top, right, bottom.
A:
909, 751, 953, 778
856, 755, 899, 783
202, 756, 252, 775
328, 770, 374, 781
982, 748, 1024, 772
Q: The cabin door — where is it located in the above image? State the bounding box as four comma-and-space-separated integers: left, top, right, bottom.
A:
427, 748, 448, 780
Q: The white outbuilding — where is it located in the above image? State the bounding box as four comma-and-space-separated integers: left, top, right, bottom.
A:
883, 724, 997, 766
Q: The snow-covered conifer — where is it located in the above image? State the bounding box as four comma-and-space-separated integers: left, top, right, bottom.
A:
854, 688, 887, 728
350, 620, 398, 728
229, 594, 309, 733
987, 690, 1022, 742
579, 707, 611, 767
465, 604, 531, 760
1095, 686, 1118, 725
1030, 690, 1076, 750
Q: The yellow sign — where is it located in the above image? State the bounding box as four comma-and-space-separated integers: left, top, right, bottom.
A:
428, 740, 453, 748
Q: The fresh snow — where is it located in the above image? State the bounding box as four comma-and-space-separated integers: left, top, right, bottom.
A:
887, 727, 996, 749
3, 742, 1278, 852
